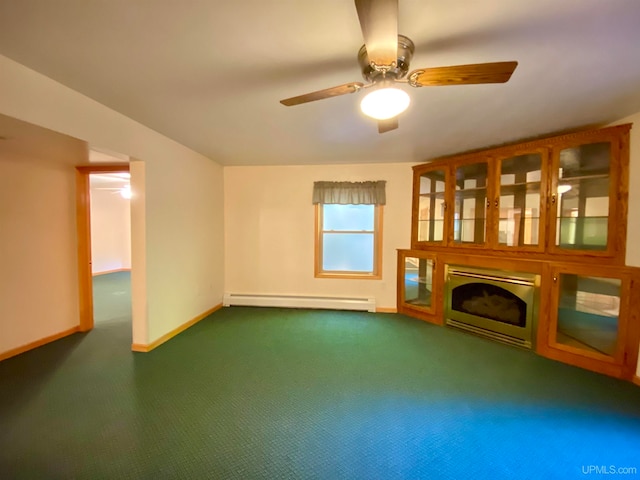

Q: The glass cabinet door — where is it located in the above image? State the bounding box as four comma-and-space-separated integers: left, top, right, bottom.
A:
398, 250, 439, 320
402, 255, 435, 311
553, 142, 612, 252
552, 271, 625, 361
453, 161, 488, 245
496, 152, 545, 250
415, 168, 447, 245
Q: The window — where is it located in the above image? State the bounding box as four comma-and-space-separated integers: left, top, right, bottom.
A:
313, 181, 385, 279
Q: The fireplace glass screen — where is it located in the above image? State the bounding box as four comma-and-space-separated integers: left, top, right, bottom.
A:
451, 283, 526, 327
445, 266, 538, 348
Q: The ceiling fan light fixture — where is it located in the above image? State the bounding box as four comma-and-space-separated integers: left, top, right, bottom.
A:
360, 87, 410, 120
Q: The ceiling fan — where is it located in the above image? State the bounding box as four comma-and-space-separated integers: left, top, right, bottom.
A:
280, 0, 518, 133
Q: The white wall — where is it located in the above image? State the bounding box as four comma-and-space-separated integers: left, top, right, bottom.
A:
144, 147, 224, 342
90, 188, 131, 274
224, 163, 414, 309
0, 54, 225, 347
0, 153, 81, 354
129, 160, 147, 347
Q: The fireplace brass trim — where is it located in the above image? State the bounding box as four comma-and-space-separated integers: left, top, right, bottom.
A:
445, 265, 540, 349
447, 269, 536, 287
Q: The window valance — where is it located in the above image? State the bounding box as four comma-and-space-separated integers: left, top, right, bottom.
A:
312, 181, 386, 205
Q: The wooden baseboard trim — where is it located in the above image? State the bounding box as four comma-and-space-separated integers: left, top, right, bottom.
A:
0, 326, 80, 362
131, 303, 223, 353
376, 307, 398, 313
93, 268, 131, 276
131, 343, 151, 352
633, 375, 640, 387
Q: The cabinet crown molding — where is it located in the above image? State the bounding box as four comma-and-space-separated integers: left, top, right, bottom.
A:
413, 123, 632, 168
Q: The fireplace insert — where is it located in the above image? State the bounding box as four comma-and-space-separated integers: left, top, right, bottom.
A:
445, 266, 540, 348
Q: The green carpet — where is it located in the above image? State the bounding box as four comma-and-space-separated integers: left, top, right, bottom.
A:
1, 302, 639, 478
92, 271, 132, 324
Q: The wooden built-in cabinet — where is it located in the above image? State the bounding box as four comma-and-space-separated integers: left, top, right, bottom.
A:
400, 123, 640, 382
411, 124, 631, 263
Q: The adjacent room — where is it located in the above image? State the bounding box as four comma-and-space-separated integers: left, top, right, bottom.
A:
89, 171, 132, 326
1, 1, 640, 478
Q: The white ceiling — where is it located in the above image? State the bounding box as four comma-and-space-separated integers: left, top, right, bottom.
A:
1, 0, 639, 166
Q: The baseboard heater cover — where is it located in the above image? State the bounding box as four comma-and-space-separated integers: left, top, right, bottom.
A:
446, 318, 531, 349
223, 293, 376, 312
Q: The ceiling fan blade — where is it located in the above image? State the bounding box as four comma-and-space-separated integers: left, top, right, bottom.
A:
378, 118, 398, 133
355, 0, 398, 67
408, 61, 518, 87
280, 82, 364, 106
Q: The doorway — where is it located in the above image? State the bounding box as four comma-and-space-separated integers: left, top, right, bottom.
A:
89, 171, 132, 326
76, 165, 130, 332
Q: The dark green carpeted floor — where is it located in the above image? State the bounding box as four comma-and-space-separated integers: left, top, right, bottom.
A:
92, 271, 132, 324
1, 275, 639, 479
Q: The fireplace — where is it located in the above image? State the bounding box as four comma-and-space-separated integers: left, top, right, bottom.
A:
445, 266, 540, 348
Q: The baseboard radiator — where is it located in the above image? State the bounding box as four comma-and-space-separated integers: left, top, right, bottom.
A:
223, 293, 376, 312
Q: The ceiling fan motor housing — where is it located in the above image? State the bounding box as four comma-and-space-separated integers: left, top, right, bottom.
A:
358, 34, 415, 82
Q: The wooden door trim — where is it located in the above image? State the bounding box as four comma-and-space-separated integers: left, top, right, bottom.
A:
76, 164, 129, 332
